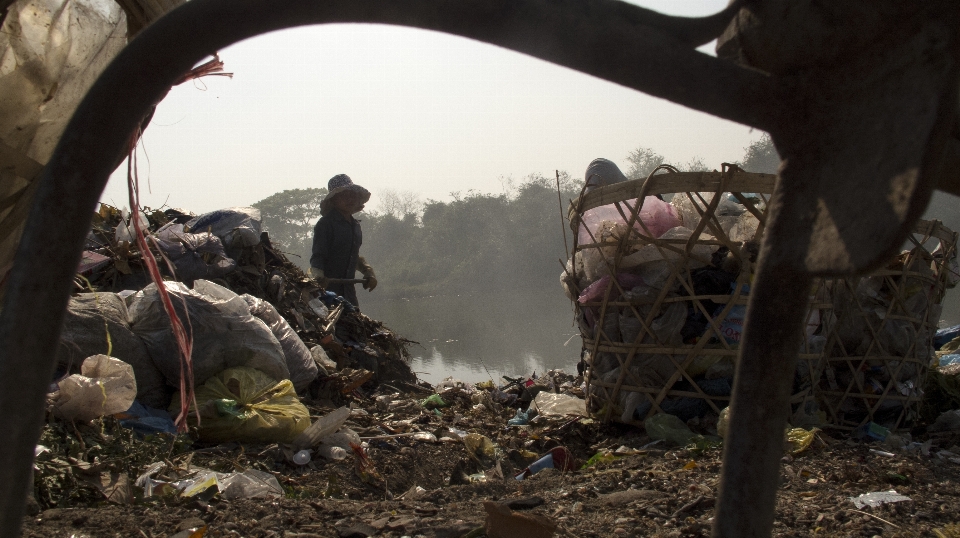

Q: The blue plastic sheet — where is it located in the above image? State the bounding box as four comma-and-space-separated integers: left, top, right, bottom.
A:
940, 354, 960, 367
935, 325, 960, 350
116, 401, 177, 436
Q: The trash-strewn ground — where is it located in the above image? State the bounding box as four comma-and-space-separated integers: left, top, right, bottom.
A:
21, 376, 960, 538
26, 203, 960, 537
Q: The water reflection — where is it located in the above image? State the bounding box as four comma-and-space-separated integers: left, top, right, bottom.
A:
362, 291, 581, 385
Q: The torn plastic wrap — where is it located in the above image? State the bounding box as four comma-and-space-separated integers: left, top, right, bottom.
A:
184, 207, 262, 253
152, 223, 237, 281
137, 465, 282, 500
0, 0, 127, 278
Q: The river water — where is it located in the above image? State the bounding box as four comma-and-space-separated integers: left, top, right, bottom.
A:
362, 291, 581, 386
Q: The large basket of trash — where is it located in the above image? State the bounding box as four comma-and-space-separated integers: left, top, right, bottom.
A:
815, 219, 958, 431
562, 162, 824, 426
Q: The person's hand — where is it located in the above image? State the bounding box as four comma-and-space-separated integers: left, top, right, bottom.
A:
363, 276, 378, 291
309, 267, 330, 288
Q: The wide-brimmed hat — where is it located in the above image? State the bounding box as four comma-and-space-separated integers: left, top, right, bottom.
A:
320, 174, 371, 213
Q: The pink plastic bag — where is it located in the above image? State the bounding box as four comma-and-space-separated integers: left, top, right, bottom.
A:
578, 196, 680, 244
578, 274, 647, 304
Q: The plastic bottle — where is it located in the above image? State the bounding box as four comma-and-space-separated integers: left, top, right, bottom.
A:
317, 445, 347, 461
514, 447, 575, 480
292, 449, 311, 465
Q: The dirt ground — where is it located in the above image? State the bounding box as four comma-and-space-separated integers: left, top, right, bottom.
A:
21, 378, 960, 538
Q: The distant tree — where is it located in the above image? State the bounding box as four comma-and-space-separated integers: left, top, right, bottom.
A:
252, 187, 326, 258
374, 189, 424, 220
741, 133, 780, 173
515, 170, 583, 195
625, 147, 665, 180
681, 156, 712, 172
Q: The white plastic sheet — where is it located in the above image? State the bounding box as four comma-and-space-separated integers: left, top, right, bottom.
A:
849, 490, 911, 509
55, 355, 137, 421
532, 392, 587, 417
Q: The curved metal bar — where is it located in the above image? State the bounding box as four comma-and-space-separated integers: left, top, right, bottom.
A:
0, 0, 772, 535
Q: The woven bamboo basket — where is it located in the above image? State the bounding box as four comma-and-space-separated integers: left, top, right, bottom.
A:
815, 219, 957, 431
564, 165, 826, 425
563, 164, 956, 431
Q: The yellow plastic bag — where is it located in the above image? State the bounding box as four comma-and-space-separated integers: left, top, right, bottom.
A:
785, 428, 817, 455
463, 433, 497, 461
171, 367, 310, 443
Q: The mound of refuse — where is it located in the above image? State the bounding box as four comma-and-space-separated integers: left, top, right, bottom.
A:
55, 203, 416, 435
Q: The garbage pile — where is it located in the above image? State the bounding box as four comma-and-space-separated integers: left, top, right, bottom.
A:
58, 203, 416, 428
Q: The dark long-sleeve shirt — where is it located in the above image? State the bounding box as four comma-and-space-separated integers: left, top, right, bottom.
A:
311, 211, 362, 306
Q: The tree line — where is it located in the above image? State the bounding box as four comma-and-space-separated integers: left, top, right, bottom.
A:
252, 136, 779, 298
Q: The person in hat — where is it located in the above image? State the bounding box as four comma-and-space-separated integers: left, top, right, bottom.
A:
310, 174, 378, 308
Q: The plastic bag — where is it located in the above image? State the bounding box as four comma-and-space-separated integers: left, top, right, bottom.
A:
717, 407, 730, 438
55, 355, 137, 421
184, 207, 262, 250
578, 274, 647, 305
115, 401, 177, 436
717, 305, 746, 344
292, 406, 351, 450
242, 295, 318, 392
420, 394, 448, 409
153, 223, 237, 281
219, 469, 283, 499
0, 0, 127, 276
56, 292, 169, 408
319, 427, 361, 456
148, 468, 283, 499
728, 211, 761, 242
620, 226, 719, 270
619, 295, 685, 347
532, 392, 587, 416
170, 367, 310, 443
463, 433, 498, 460
671, 192, 744, 234
785, 428, 816, 454
114, 210, 148, 244
644, 413, 700, 446
128, 280, 289, 388
578, 196, 681, 245
849, 490, 911, 509
508, 408, 531, 426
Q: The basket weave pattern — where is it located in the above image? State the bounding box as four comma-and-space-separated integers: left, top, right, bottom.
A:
565, 166, 955, 430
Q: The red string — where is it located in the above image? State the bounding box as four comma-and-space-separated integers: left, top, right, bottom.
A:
173, 53, 233, 86
126, 132, 197, 432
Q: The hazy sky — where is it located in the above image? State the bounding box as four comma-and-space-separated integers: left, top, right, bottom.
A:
100, 0, 765, 214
